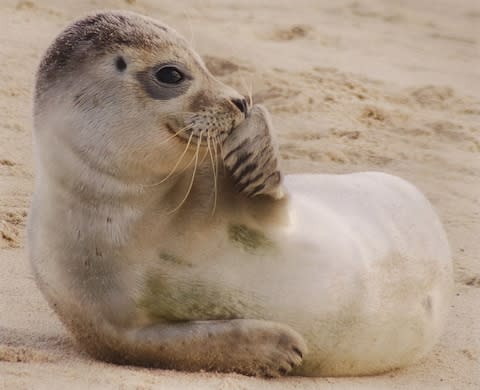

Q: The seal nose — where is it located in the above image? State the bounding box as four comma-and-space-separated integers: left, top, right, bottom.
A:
231, 98, 248, 116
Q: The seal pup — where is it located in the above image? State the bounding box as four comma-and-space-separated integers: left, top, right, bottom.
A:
28, 11, 453, 377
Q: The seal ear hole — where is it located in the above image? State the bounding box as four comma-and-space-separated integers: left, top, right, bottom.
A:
115, 56, 127, 72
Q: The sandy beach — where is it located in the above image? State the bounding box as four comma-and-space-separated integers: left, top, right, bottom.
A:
1, 0, 479, 388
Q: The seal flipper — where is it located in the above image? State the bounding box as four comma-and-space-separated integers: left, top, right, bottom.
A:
223, 105, 284, 200
116, 319, 307, 377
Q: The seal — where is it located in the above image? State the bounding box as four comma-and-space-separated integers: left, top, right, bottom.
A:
28, 11, 453, 377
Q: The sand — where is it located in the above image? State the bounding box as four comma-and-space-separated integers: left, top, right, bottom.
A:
1, 0, 479, 388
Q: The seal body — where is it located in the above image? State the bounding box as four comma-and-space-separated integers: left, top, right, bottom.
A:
28, 11, 453, 377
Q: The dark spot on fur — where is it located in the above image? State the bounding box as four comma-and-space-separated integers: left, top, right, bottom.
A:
106, 217, 112, 223
159, 252, 191, 267
228, 224, 274, 253
138, 272, 255, 321
115, 56, 127, 71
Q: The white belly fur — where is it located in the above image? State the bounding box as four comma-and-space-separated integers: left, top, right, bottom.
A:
245, 171, 453, 375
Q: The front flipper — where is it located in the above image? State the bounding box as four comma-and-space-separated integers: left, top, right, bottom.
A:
222, 105, 284, 200
115, 319, 307, 377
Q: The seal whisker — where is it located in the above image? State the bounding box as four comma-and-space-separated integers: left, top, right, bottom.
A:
197, 133, 211, 167
198, 146, 210, 166
168, 131, 204, 214
212, 132, 220, 185
144, 132, 194, 187
207, 129, 218, 216
158, 123, 193, 145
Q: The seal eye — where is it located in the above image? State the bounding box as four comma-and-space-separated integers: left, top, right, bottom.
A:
155, 66, 184, 84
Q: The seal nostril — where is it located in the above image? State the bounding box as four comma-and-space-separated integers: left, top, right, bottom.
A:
231, 98, 248, 116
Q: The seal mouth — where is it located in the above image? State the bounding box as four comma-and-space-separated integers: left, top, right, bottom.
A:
165, 122, 223, 146
165, 112, 246, 147
165, 122, 190, 145
165, 122, 180, 136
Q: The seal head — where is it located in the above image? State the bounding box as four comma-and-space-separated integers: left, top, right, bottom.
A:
34, 11, 248, 187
